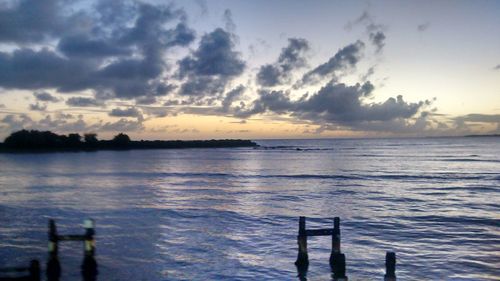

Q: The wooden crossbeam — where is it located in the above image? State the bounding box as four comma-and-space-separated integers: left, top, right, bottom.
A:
305, 228, 334, 236
47, 219, 97, 281
0, 267, 30, 273
57, 235, 86, 241
0, 260, 39, 281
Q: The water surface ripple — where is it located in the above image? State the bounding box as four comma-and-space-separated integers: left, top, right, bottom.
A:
0, 137, 499, 280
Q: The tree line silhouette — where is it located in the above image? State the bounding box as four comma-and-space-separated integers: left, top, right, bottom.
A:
0, 130, 257, 152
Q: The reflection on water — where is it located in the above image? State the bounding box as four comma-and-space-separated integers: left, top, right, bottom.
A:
0, 137, 499, 280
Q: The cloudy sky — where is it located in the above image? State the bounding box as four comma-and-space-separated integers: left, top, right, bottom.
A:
0, 0, 499, 140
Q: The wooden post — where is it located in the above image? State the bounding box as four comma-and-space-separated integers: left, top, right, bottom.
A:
294, 216, 309, 268
331, 217, 341, 254
83, 219, 96, 256
81, 219, 97, 281
46, 220, 60, 281
384, 252, 396, 281
331, 253, 347, 280
29, 260, 40, 281
330, 217, 347, 280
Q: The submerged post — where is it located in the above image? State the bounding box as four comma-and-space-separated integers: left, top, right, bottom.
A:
295, 216, 309, 268
384, 252, 396, 281
29, 260, 40, 281
330, 217, 347, 280
47, 219, 60, 281
331, 253, 347, 280
81, 219, 98, 281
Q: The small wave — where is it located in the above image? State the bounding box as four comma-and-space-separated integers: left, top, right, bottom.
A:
256, 146, 334, 151
50, 171, 500, 182
401, 215, 500, 228
364, 174, 490, 181
417, 186, 499, 193
439, 158, 500, 163
54, 171, 365, 180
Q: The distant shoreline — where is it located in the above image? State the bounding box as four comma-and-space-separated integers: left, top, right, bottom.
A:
0, 130, 259, 153
0, 140, 260, 153
463, 134, 500, 138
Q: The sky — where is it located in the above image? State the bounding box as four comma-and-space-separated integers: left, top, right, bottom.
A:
0, 0, 499, 140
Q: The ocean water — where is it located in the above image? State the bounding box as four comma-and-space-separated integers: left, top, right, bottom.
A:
0, 137, 499, 280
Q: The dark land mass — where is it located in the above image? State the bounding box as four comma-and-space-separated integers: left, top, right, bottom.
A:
464, 134, 500, 137
0, 130, 258, 153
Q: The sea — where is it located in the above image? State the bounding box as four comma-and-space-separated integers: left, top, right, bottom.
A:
0, 137, 499, 280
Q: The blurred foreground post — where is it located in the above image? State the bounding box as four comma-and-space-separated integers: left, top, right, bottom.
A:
0, 259, 40, 281
29, 260, 40, 281
384, 252, 396, 281
45, 219, 98, 281
82, 219, 97, 281
47, 220, 60, 281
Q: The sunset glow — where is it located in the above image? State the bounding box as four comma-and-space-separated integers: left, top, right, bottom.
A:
0, 0, 499, 140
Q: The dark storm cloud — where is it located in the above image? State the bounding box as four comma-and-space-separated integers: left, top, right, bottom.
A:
141, 106, 170, 118
293, 82, 423, 123
34, 91, 59, 102
369, 31, 385, 53
109, 107, 142, 118
58, 34, 131, 58
221, 85, 245, 112
0, 48, 93, 90
0, 0, 435, 135
135, 96, 157, 105
117, 3, 195, 49
178, 76, 226, 97
345, 11, 386, 54
0, 113, 145, 134
494, 64, 500, 70
166, 23, 197, 47
237, 80, 427, 132
178, 28, 245, 99
0, 0, 63, 43
0, 1, 195, 102
29, 103, 47, 111
99, 118, 144, 132
257, 38, 310, 87
66, 97, 103, 107
179, 28, 245, 78
298, 41, 365, 86
452, 114, 500, 134
1, 114, 33, 132
360, 66, 375, 82
0, 113, 90, 134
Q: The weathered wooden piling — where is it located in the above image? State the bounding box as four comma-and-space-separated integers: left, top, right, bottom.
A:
0, 259, 40, 281
81, 219, 97, 281
332, 217, 341, 254
295, 216, 309, 268
293, 216, 348, 279
384, 252, 396, 281
329, 217, 347, 280
28, 260, 40, 281
47, 220, 61, 281
45, 219, 98, 281
331, 253, 347, 280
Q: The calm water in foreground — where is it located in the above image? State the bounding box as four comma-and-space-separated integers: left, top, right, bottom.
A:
0, 137, 499, 280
